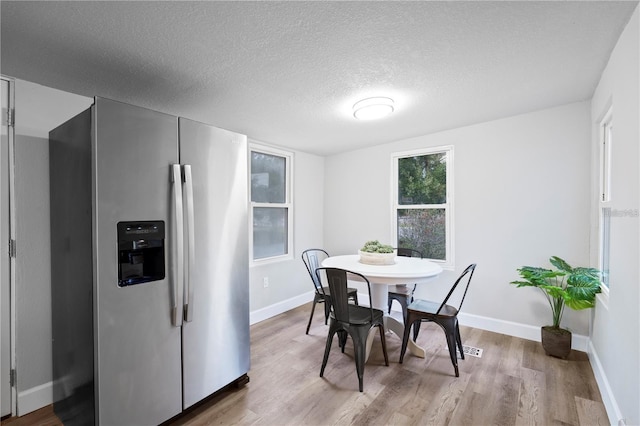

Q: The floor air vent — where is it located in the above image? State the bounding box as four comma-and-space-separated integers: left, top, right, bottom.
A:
454, 345, 483, 358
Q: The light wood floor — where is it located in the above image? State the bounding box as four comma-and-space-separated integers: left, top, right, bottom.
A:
2, 303, 608, 425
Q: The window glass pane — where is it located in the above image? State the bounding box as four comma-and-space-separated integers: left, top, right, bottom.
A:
398, 153, 447, 205
601, 121, 612, 202
397, 208, 446, 260
253, 207, 288, 259
251, 152, 286, 203
600, 207, 610, 288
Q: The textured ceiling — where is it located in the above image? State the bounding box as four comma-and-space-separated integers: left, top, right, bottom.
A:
1, 1, 637, 155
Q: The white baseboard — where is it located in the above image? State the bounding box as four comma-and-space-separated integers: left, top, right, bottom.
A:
250, 291, 314, 325
17, 381, 52, 416
457, 312, 589, 352
587, 340, 621, 426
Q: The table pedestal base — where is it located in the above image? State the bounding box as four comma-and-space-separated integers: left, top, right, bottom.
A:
364, 315, 426, 361
364, 285, 426, 361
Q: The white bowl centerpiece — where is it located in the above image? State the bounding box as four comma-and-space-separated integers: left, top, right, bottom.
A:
358, 240, 396, 265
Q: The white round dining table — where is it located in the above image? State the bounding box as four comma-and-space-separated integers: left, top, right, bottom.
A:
321, 254, 443, 360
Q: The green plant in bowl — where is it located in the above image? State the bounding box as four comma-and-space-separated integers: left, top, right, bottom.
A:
360, 240, 394, 253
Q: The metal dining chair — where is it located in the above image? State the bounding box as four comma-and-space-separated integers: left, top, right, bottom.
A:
399, 264, 477, 377
387, 248, 423, 322
301, 249, 358, 334
315, 267, 389, 392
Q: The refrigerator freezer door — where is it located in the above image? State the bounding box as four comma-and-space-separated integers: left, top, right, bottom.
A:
178, 118, 249, 409
93, 98, 183, 425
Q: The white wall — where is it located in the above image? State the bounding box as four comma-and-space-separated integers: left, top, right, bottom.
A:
589, 6, 640, 426
13, 79, 92, 414
248, 147, 325, 322
324, 101, 593, 337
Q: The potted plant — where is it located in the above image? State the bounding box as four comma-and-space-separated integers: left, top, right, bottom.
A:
510, 256, 601, 359
359, 240, 395, 265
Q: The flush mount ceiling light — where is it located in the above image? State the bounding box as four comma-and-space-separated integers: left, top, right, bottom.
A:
352, 97, 394, 120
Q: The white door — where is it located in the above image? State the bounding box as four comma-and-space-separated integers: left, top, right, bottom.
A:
1, 77, 14, 417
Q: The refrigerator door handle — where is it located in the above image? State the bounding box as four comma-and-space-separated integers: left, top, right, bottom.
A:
182, 164, 195, 322
171, 164, 184, 327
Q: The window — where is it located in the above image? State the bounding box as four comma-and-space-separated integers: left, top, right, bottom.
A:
392, 146, 453, 268
598, 108, 612, 289
250, 145, 293, 262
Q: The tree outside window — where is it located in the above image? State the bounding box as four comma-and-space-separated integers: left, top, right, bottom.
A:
393, 147, 453, 267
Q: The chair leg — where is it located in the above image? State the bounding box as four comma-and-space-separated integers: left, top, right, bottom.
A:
399, 315, 418, 363
455, 320, 464, 360
337, 330, 348, 352
320, 326, 336, 378
412, 319, 422, 342
388, 294, 410, 324
400, 297, 408, 324
351, 327, 368, 392
442, 320, 459, 377
323, 298, 331, 325
378, 324, 389, 366
306, 294, 320, 334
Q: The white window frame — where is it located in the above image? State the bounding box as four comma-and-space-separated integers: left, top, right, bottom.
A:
391, 145, 454, 270
600, 107, 613, 204
249, 143, 294, 265
598, 107, 612, 294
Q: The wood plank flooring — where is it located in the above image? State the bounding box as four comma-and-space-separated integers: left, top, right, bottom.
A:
2, 303, 607, 425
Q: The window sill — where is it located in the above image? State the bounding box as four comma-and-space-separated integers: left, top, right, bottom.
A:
251, 253, 294, 267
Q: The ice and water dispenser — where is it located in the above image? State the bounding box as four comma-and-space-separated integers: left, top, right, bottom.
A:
117, 221, 165, 287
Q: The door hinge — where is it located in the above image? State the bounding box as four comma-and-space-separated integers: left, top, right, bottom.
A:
5, 108, 14, 127
9, 369, 16, 387
8, 239, 16, 258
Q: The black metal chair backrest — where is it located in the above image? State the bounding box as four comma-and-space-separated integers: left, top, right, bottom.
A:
302, 249, 330, 294
315, 267, 374, 324
437, 263, 477, 314
395, 248, 423, 258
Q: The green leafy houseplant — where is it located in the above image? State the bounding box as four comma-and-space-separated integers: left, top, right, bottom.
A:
360, 240, 394, 253
510, 256, 601, 358
511, 256, 601, 328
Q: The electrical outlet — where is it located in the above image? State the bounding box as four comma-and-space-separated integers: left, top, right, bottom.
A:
263, 277, 269, 288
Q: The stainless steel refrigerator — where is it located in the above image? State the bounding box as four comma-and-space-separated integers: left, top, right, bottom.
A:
49, 97, 250, 425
